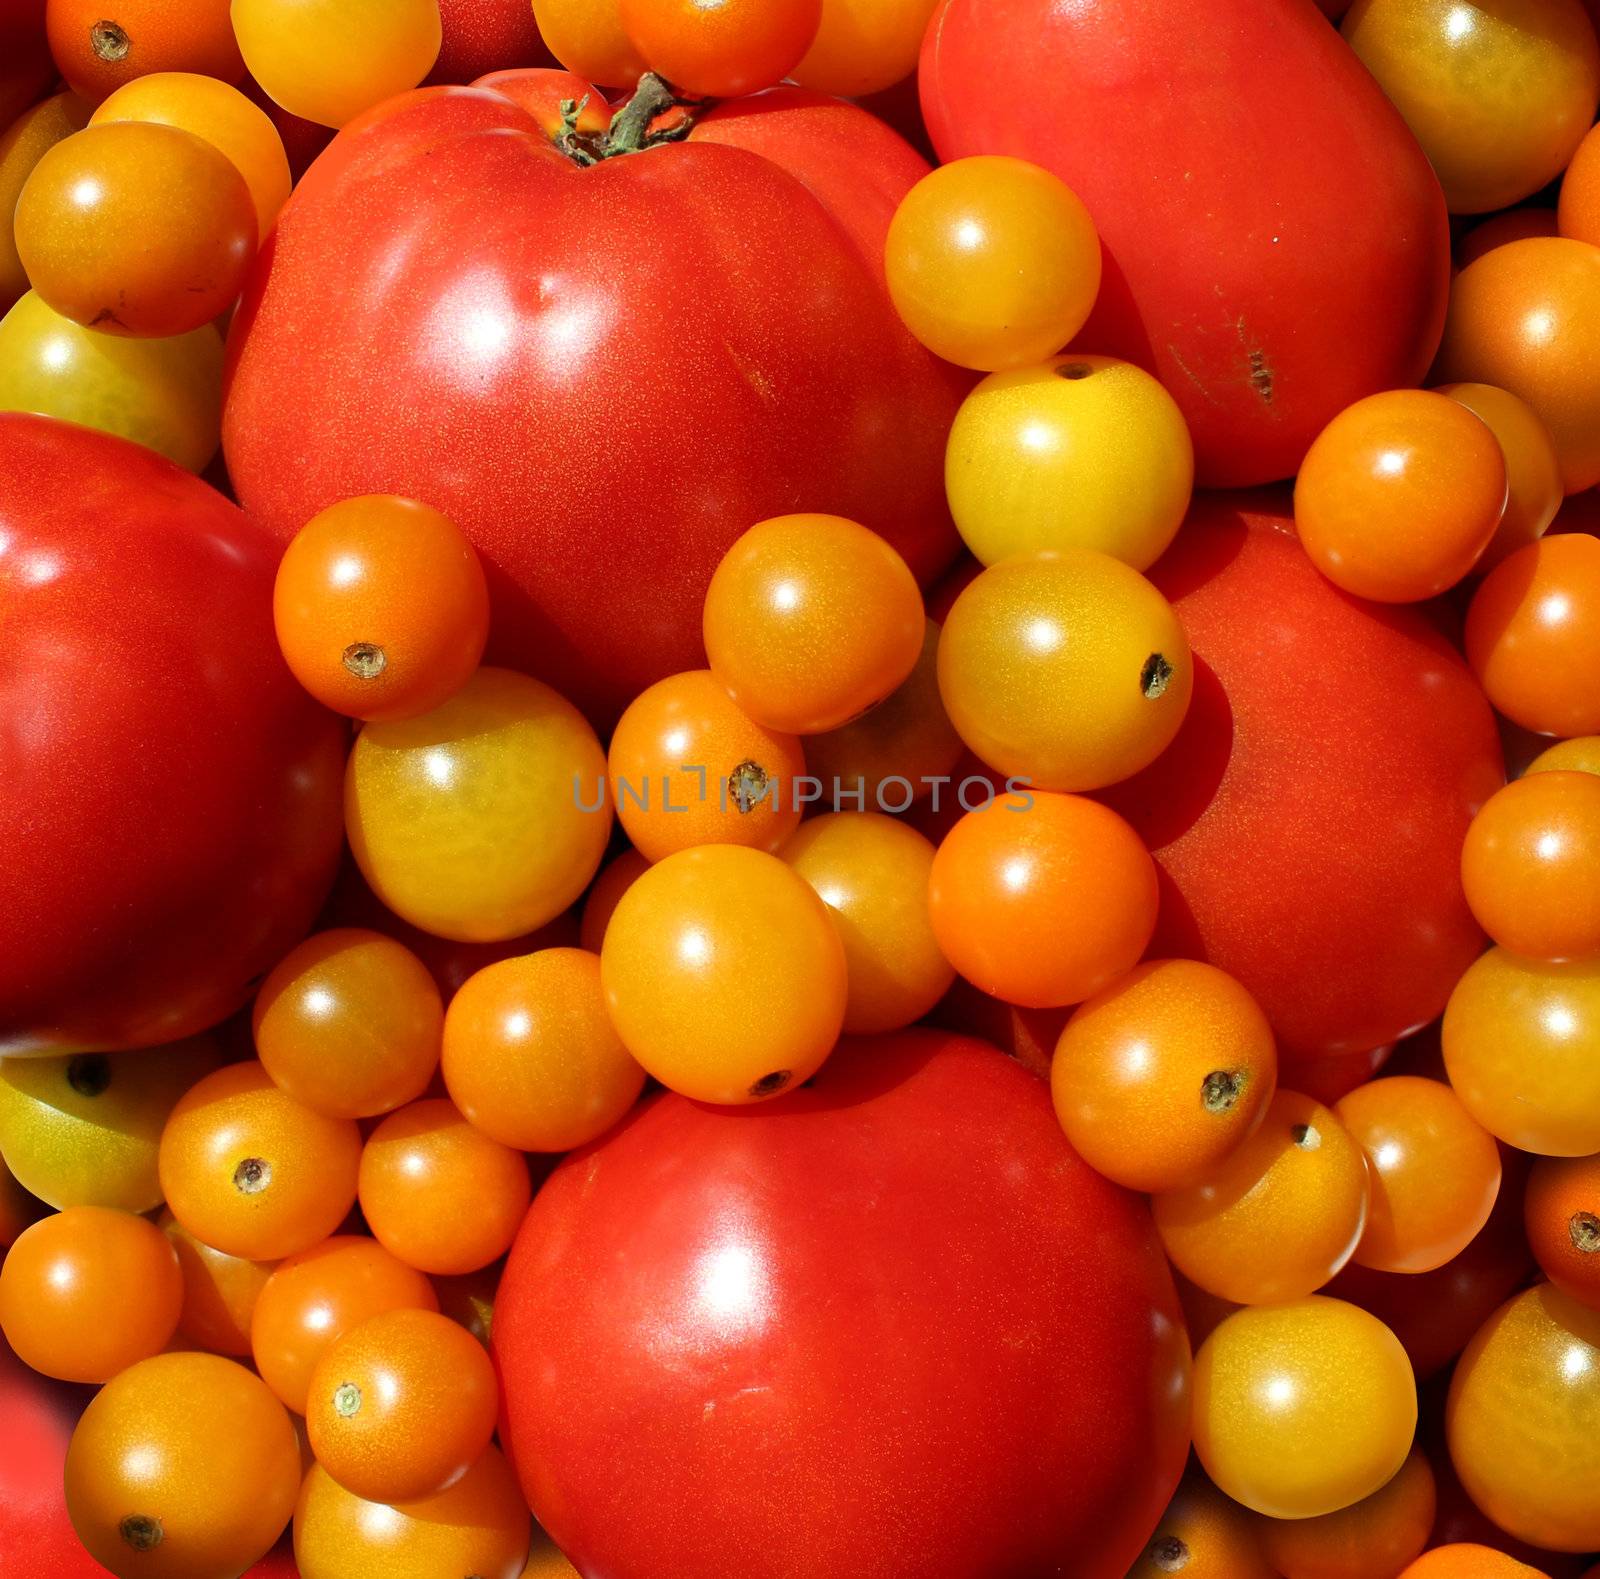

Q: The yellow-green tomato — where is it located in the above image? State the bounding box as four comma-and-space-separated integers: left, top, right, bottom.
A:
1193, 1297, 1418, 1519
345, 666, 610, 943
937, 549, 1193, 791
0, 291, 223, 471
945, 355, 1194, 570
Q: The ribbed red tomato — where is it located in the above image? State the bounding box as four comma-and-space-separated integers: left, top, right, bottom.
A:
225, 83, 964, 722
0, 415, 345, 1055
1103, 495, 1502, 1065
494, 1030, 1191, 1579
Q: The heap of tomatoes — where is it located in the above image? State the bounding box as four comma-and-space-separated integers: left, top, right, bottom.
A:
4, 0, 1600, 1575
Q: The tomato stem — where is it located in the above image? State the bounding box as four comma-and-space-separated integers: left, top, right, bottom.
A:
556, 73, 701, 167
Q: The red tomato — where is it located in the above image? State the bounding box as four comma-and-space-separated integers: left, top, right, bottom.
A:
494, 1030, 1191, 1579
427, 0, 553, 83
225, 83, 964, 723
1103, 495, 1502, 1065
0, 415, 345, 1055
919, 0, 1449, 487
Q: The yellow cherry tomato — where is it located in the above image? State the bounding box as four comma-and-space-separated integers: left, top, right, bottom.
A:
792, 0, 941, 97
885, 156, 1102, 373
945, 354, 1194, 571
780, 811, 954, 1035
346, 667, 611, 944
0, 291, 223, 471
232, 0, 443, 129
937, 548, 1193, 791
1343, 0, 1599, 214
1447, 1284, 1600, 1553
1193, 1297, 1417, 1520
0, 90, 91, 311
600, 844, 847, 1104
0, 1037, 218, 1212
1528, 735, 1600, 775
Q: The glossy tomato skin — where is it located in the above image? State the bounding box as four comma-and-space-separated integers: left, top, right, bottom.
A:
1104, 495, 1502, 1065
225, 85, 964, 723
920, 0, 1450, 486
495, 1030, 1191, 1579
0, 416, 346, 1056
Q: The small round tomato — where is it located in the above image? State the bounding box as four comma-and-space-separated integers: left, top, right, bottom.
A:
0, 1036, 218, 1211
90, 72, 291, 238
885, 156, 1102, 373
619, 0, 820, 97
606, 670, 806, 861
0, 291, 223, 470
1447, 1284, 1600, 1553
159, 1062, 363, 1261
531, 0, 646, 85
15, 121, 255, 337
251, 1235, 439, 1414
1461, 771, 1600, 960
1334, 1076, 1501, 1274
1193, 1297, 1417, 1520
65, 1352, 300, 1578
441, 948, 645, 1151
254, 929, 443, 1121
1525, 1154, 1600, 1308
578, 847, 649, 953
1400, 1549, 1544, 1578
1528, 736, 1600, 776
1435, 238, 1600, 493
1153, 1090, 1371, 1305
1466, 533, 1600, 738
294, 1447, 530, 1579
306, 1307, 497, 1504
1127, 1472, 1276, 1579
792, 0, 939, 96
946, 355, 1194, 572
0, 91, 91, 310
233, 0, 443, 128
1443, 949, 1600, 1156
927, 791, 1158, 1010
0, 1206, 181, 1383
359, 1099, 531, 1275
1294, 389, 1506, 601
702, 513, 924, 736
1258, 1444, 1436, 1579
1459, 207, 1560, 267
45, 0, 245, 103
937, 549, 1192, 791
346, 667, 611, 943
780, 812, 954, 1035
1050, 959, 1277, 1194
273, 495, 489, 722
601, 844, 848, 1103
161, 1210, 275, 1358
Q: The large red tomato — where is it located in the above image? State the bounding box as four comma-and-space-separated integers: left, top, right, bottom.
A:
1103, 495, 1502, 1065
0, 416, 345, 1056
224, 83, 965, 722
494, 1030, 1191, 1579
920, 0, 1450, 487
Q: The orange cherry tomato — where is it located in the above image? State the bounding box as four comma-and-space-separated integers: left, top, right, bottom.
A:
792, 0, 941, 98
441, 947, 645, 1151
1528, 735, 1600, 776
779, 811, 954, 1035
927, 791, 1158, 1010
159, 1061, 363, 1261
1466, 533, 1600, 737
619, 0, 821, 97
607, 669, 808, 862
1525, 1153, 1600, 1308
359, 1099, 531, 1275
1257, 1444, 1436, 1579
1294, 389, 1507, 601
0, 90, 91, 311
524, 1525, 583, 1577
1050, 959, 1278, 1193
1399, 1548, 1544, 1579
306, 1307, 497, 1504
1153, 1090, 1371, 1305
531, 0, 647, 86
65, 1352, 301, 1578
1435, 237, 1600, 493
1562, 120, 1600, 246
160, 1210, 275, 1358
251, 1234, 439, 1414
0, 1205, 181, 1382
1334, 1076, 1501, 1274
577, 846, 650, 952
254, 929, 444, 1120
1461, 770, 1600, 960
600, 844, 848, 1103
1458, 208, 1559, 268
15, 120, 255, 337
45, 0, 245, 103
702, 513, 924, 736
1127, 1471, 1276, 1579
273, 495, 490, 722
295, 1447, 531, 1579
